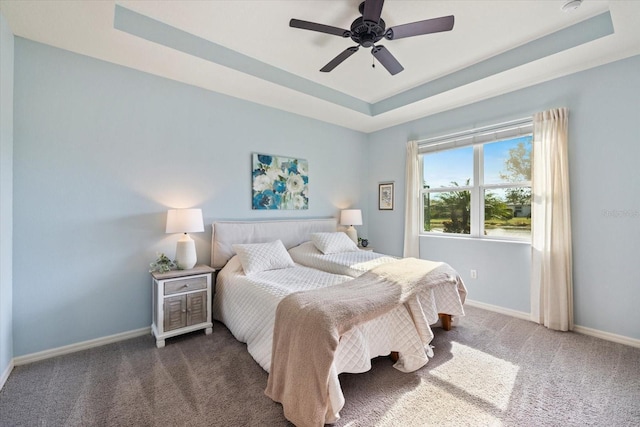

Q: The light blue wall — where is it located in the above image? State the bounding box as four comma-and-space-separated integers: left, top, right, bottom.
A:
420, 238, 531, 314
0, 12, 14, 380
367, 55, 640, 340
12, 38, 368, 356
8, 33, 640, 358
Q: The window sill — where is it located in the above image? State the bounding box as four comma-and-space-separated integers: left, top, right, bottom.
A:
419, 233, 531, 245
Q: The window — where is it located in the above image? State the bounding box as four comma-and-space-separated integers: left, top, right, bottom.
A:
420, 120, 532, 240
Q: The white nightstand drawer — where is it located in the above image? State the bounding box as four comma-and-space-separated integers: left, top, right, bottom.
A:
164, 276, 207, 295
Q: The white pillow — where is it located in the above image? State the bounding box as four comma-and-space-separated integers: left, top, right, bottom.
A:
232, 240, 295, 275
310, 232, 359, 254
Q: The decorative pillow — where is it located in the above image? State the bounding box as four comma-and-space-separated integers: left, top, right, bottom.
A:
232, 240, 295, 275
310, 232, 359, 254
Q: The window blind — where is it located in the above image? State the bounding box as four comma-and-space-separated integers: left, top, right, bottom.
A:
418, 118, 533, 154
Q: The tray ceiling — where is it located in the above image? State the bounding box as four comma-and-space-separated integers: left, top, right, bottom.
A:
2, 1, 639, 132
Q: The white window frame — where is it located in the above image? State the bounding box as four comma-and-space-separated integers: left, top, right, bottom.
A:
418, 118, 533, 240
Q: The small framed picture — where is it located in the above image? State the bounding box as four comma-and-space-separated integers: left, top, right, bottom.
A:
378, 183, 394, 210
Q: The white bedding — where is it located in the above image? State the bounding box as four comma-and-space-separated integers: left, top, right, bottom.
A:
212, 256, 435, 422
210, 219, 467, 424
289, 241, 398, 277
289, 241, 468, 315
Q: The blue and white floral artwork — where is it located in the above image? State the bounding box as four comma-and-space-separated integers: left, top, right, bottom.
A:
252, 153, 309, 210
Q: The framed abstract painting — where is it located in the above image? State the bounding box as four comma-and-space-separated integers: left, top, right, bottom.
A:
252, 153, 309, 210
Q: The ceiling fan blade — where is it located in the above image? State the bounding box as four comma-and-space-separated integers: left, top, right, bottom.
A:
320, 46, 359, 72
290, 19, 350, 37
363, 0, 385, 23
371, 45, 404, 75
386, 15, 454, 40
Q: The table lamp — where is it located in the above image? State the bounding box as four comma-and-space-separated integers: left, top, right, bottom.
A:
166, 208, 204, 270
340, 209, 362, 244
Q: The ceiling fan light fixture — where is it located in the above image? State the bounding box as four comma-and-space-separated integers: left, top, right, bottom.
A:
289, 0, 454, 75
561, 0, 583, 12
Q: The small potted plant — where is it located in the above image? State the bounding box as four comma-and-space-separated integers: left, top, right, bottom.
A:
149, 252, 177, 273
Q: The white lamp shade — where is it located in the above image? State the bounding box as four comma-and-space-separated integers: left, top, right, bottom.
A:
340, 209, 362, 226
166, 209, 204, 234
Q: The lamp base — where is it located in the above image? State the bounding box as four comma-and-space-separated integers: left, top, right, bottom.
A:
345, 226, 358, 244
175, 233, 197, 270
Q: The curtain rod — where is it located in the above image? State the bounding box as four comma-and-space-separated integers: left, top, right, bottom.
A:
415, 117, 532, 147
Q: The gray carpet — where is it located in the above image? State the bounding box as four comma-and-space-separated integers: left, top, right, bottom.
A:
1, 306, 638, 426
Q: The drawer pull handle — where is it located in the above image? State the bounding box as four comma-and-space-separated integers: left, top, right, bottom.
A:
183, 284, 190, 288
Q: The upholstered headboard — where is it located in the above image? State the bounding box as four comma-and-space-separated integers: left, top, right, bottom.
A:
210, 218, 338, 269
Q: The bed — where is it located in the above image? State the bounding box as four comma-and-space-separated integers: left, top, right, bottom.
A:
288, 239, 467, 330
210, 219, 466, 426
288, 240, 398, 277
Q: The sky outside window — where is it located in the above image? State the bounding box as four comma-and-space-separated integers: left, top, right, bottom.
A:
423, 136, 532, 188
423, 146, 473, 188
484, 136, 532, 184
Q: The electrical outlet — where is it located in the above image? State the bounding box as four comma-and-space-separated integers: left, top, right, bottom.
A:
470, 270, 477, 279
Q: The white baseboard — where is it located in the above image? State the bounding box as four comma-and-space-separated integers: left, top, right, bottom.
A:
0, 359, 14, 391
465, 299, 640, 348
464, 299, 531, 321
573, 325, 640, 348
6, 302, 639, 379
13, 327, 151, 367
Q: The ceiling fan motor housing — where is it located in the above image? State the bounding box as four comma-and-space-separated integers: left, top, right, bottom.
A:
350, 17, 386, 48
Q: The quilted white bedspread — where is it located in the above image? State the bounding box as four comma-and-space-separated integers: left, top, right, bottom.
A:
289, 242, 468, 315
212, 256, 438, 421
289, 241, 398, 277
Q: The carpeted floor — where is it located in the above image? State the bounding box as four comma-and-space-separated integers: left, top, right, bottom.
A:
1, 306, 638, 426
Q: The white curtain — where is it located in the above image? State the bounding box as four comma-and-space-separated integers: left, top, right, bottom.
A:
403, 140, 420, 258
531, 108, 574, 331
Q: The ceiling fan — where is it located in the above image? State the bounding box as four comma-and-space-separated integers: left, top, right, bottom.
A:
290, 0, 454, 75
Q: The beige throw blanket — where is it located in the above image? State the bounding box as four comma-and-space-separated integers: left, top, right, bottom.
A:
264, 258, 450, 427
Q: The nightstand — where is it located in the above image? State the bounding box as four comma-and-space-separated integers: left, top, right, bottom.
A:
151, 265, 214, 348
358, 246, 374, 252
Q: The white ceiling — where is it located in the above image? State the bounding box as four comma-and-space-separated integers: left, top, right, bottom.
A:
1, 1, 639, 133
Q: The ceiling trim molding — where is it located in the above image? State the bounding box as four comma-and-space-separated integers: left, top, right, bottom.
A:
114, 5, 612, 119
372, 11, 614, 115
113, 4, 371, 115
